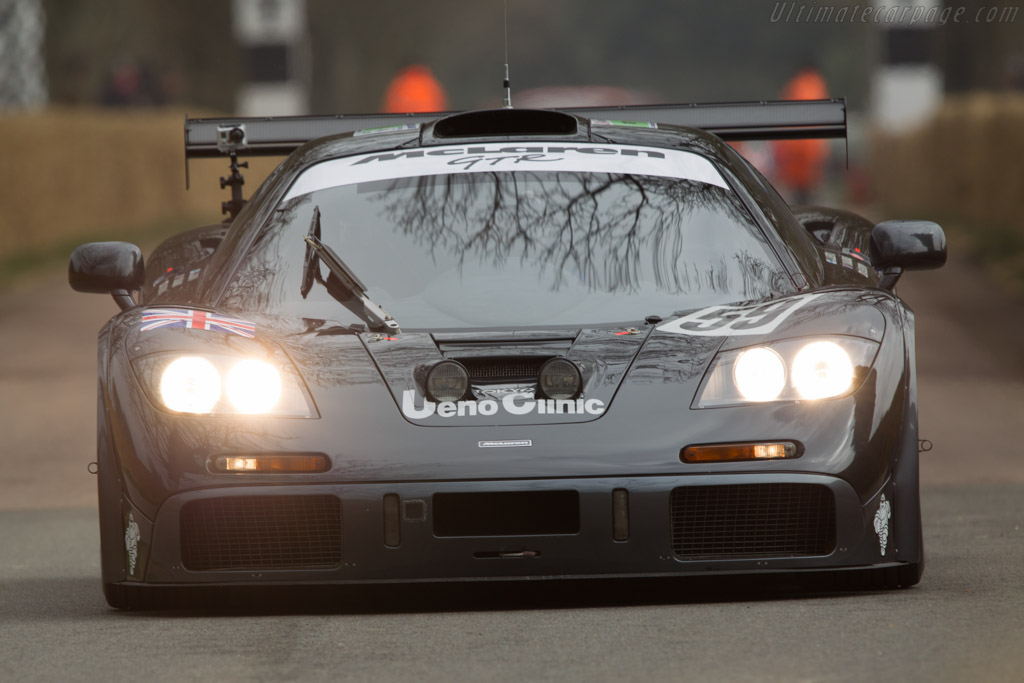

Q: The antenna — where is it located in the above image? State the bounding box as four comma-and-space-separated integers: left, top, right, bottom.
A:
502, 0, 512, 108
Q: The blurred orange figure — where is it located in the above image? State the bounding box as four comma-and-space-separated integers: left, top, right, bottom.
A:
772, 66, 829, 204
381, 64, 449, 113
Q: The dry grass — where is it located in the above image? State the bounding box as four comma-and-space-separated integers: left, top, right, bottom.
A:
0, 108, 281, 258
869, 93, 1024, 229
869, 93, 1024, 293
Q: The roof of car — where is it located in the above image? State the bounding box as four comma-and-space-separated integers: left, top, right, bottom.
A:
276, 111, 734, 182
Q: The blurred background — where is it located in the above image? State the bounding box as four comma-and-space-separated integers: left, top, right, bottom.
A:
1, 0, 1023, 292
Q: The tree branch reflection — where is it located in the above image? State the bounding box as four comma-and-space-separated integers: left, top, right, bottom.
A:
376, 171, 773, 298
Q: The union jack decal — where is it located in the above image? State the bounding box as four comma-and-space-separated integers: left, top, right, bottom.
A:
140, 309, 255, 338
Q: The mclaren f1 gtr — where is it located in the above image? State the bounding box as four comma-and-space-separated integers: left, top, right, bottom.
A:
69, 100, 945, 608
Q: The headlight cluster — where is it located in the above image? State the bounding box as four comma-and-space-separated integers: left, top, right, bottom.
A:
133, 353, 314, 417
694, 336, 879, 408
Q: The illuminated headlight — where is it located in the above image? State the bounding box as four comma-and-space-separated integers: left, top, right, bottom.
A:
733, 347, 786, 402
792, 341, 854, 400
133, 353, 314, 417
160, 357, 221, 413
226, 359, 282, 413
694, 336, 878, 408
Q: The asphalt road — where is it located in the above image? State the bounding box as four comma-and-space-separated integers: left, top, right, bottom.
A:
2, 251, 1023, 682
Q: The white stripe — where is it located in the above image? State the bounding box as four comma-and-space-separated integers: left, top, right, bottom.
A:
283, 143, 728, 200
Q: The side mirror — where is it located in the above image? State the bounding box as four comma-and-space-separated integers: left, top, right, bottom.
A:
871, 220, 946, 270
69, 242, 144, 310
870, 220, 946, 290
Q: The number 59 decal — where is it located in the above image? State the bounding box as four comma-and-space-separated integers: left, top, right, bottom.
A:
657, 294, 822, 337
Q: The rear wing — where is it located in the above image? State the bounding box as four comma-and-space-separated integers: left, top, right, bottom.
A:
185, 98, 846, 158
187, 98, 845, 216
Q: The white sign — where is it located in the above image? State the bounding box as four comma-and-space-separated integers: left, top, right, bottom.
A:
232, 0, 305, 43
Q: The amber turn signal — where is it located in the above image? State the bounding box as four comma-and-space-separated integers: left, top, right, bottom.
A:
213, 454, 330, 473
681, 442, 798, 463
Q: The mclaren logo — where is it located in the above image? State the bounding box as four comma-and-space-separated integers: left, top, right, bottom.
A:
352, 146, 666, 166
401, 390, 606, 420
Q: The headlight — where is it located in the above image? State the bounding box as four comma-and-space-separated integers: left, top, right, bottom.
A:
791, 341, 854, 400
537, 357, 583, 400
133, 353, 315, 417
733, 347, 786, 402
226, 359, 283, 413
425, 360, 470, 402
694, 336, 878, 408
160, 357, 221, 413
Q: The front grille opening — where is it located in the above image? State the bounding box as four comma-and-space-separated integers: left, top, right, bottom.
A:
433, 491, 579, 537
459, 356, 549, 383
180, 495, 342, 571
670, 484, 835, 559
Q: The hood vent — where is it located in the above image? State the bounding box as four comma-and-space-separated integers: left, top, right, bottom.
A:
460, 356, 550, 384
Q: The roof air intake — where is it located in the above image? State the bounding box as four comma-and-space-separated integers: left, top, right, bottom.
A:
432, 109, 579, 138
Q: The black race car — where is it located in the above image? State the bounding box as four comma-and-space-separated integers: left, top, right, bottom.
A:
69, 101, 945, 609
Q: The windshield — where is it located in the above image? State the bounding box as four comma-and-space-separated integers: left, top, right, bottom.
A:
221, 144, 790, 329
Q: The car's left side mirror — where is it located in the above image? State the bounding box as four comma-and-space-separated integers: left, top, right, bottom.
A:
69, 241, 144, 311
870, 220, 946, 290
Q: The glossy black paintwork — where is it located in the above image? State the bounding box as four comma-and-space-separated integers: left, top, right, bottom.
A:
68, 241, 144, 294
104, 288, 903, 519
790, 205, 881, 288
74, 109, 936, 589
871, 220, 947, 271
141, 224, 225, 301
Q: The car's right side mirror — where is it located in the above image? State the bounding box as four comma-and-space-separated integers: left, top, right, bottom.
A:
870, 220, 946, 290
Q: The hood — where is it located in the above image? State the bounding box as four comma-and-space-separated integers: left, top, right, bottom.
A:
360, 325, 711, 427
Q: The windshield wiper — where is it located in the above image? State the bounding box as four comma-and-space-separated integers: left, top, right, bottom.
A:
300, 206, 401, 334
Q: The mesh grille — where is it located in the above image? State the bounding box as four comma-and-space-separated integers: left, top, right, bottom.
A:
462, 357, 547, 382
180, 495, 342, 571
670, 484, 835, 559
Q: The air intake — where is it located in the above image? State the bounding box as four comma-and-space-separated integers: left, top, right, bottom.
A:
670, 484, 835, 559
180, 495, 342, 571
433, 490, 580, 536
460, 356, 549, 383
432, 109, 579, 138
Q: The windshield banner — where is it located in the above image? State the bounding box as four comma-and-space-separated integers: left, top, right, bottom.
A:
284, 143, 728, 199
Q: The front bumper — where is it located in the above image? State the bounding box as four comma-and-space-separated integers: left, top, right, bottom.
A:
126, 472, 901, 586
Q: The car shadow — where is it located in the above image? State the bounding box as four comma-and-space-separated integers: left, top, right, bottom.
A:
0, 573, 889, 620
